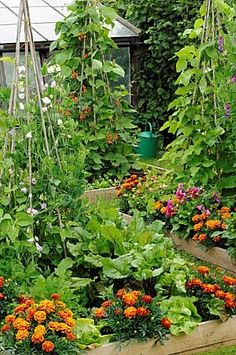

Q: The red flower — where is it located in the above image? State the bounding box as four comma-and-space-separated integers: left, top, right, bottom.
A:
215, 290, 226, 300
141, 295, 153, 304
0, 293, 5, 300
201, 283, 215, 294
225, 299, 236, 309
136, 307, 150, 317
161, 318, 172, 329
101, 300, 113, 308
51, 293, 60, 300
223, 276, 236, 286
0, 277, 4, 288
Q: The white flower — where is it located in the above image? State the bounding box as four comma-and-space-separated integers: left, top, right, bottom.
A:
35, 242, 43, 252
51, 81, 56, 88
25, 131, 32, 139
42, 107, 48, 113
19, 103, 25, 110
19, 65, 26, 73
47, 65, 55, 74
55, 64, 61, 73
43, 83, 49, 90
57, 119, 63, 126
21, 187, 28, 194
31, 178, 37, 185
26, 207, 38, 216
27, 238, 34, 244
41, 203, 47, 210
19, 93, 25, 100
18, 86, 25, 93
42, 97, 51, 105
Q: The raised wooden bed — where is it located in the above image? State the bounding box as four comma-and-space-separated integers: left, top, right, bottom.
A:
170, 233, 236, 275
82, 187, 116, 203
88, 316, 236, 355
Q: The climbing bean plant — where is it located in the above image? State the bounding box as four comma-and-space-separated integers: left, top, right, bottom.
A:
51, 0, 137, 181
160, 0, 236, 194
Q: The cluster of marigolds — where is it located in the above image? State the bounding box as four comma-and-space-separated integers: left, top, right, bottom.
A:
187, 266, 236, 311
116, 174, 146, 197
0, 292, 76, 353
191, 206, 231, 244
94, 289, 172, 330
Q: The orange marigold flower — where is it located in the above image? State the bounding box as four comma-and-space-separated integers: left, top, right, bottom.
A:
161, 318, 172, 329
198, 233, 207, 242
116, 289, 126, 299
122, 292, 138, 306
55, 300, 66, 309
160, 207, 167, 214
64, 317, 76, 328
221, 213, 231, 219
186, 278, 202, 289
201, 283, 215, 294
197, 266, 210, 275
48, 321, 61, 331
51, 293, 60, 300
213, 236, 221, 243
225, 299, 236, 309
193, 222, 204, 232
1, 324, 10, 332
34, 310, 47, 323
34, 325, 46, 335
5, 314, 16, 323
136, 307, 150, 317
124, 306, 137, 319
42, 340, 55, 353
192, 215, 200, 224
95, 307, 106, 319
14, 304, 28, 314
201, 213, 209, 221
154, 201, 163, 211
16, 329, 29, 341
0, 277, 4, 288
13, 318, 30, 330
101, 300, 113, 308
26, 307, 36, 321
220, 207, 231, 214
192, 234, 199, 241
215, 290, 226, 299
205, 220, 221, 230
38, 300, 55, 314
32, 332, 45, 344
58, 309, 73, 320
225, 293, 235, 301
223, 276, 236, 286
141, 295, 153, 304
66, 332, 77, 341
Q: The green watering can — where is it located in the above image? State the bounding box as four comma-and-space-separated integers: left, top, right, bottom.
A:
133, 122, 158, 159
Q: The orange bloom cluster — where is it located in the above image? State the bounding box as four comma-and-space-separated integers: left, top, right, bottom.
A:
192, 233, 207, 242
218, 207, 231, 220
197, 266, 210, 275
154, 201, 164, 211
1, 293, 76, 353
95, 289, 154, 321
223, 276, 236, 286
116, 175, 141, 197
205, 220, 222, 230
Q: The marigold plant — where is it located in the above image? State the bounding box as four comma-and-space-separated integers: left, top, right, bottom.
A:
0, 294, 78, 354
94, 289, 170, 343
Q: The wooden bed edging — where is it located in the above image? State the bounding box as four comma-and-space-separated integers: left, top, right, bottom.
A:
170, 233, 236, 275
81, 187, 116, 203
87, 316, 236, 355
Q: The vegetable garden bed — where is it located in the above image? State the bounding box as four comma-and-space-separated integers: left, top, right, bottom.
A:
88, 316, 236, 355
169, 233, 236, 275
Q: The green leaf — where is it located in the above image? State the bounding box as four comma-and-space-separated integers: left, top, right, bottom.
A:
92, 59, 103, 70
100, 6, 117, 21
102, 256, 132, 279
54, 257, 74, 277
176, 58, 187, 73
61, 65, 72, 78
15, 212, 33, 226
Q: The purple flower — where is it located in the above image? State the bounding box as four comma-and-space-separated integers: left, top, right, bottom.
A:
212, 192, 221, 204
187, 187, 202, 199
218, 36, 224, 53
196, 205, 204, 211
231, 75, 236, 83
166, 200, 176, 218
175, 183, 186, 203
224, 103, 231, 117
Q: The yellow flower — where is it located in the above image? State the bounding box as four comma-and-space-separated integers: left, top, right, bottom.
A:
34, 310, 47, 323
16, 329, 29, 341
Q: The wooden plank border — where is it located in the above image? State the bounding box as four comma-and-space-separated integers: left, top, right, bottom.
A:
81, 187, 117, 203
87, 316, 236, 355
169, 233, 236, 275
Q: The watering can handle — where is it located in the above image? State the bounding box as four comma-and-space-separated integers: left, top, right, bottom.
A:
145, 122, 153, 136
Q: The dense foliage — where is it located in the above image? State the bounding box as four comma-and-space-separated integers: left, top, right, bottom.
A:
161, 0, 236, 191
104, 0, 200, 131
51, 0, 137, 180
